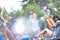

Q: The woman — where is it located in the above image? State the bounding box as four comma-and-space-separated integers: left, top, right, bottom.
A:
36, 15, 60, 40
0, 7, 15, 40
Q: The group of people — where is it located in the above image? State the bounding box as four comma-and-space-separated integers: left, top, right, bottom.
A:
0, 6, 60, 40
36, 6, 60, 40
29, 10, 60, 40
36, 15, 60, 40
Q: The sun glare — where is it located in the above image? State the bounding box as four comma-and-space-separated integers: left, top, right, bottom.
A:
13, 19, 25, 33
0, 0, 22, 12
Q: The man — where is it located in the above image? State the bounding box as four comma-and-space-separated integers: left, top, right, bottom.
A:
29, 13, 40, 34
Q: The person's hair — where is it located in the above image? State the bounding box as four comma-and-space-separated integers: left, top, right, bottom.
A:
53, 15, 60, 22
0, 7, 2, 13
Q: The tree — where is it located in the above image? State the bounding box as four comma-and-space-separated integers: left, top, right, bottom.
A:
22, 4, 44, 19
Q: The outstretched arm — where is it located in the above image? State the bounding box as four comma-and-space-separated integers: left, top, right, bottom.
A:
2, 17, 15, 40
36, 28, 53, 38
4, 27, 15, 40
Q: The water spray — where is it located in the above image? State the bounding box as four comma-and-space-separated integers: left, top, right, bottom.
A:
13, 18, 25, 34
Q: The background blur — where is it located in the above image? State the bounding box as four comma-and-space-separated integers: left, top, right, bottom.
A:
0, 0, 60, 40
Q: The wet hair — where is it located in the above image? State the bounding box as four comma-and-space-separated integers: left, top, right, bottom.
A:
0, 7, 2, 13
53, 15, 60, 22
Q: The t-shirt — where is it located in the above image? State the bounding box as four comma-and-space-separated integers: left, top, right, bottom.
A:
39, 17, 49, 31
52, 20, 60, 39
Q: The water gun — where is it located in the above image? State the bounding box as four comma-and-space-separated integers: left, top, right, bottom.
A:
46, 16, 55, 25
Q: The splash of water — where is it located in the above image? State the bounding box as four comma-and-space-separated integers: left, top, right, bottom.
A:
13, 18, 25, 33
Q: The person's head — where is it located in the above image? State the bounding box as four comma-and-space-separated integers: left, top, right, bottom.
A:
32, 13, 37, 19
0, 7, 2, 16
29, 10, 33, 15
30, 13, 37, 20
53, 15, 60, 22
43, 6, 47, 10
0, 7, 2, 13
5, 16, 12, 21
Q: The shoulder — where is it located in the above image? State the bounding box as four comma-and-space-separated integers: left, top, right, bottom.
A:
56, 20, 60, 22
54, 20, 60, 27
56, 20, 60, 23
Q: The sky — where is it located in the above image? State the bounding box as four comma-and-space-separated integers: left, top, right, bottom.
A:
0, 0, 22, 13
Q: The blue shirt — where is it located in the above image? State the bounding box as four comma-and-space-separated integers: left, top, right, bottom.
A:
52, 20, 60, 39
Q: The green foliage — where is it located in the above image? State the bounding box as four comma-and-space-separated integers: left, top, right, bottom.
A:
3, 11, 7, 18
22, 0, 60, 8
22, 0, 40, 4
2, 0, 60, 19
50, 8, 60, 18
58, 11, 60, 18
9, 9, 28, 18
9, 12, 15, 17
2, 0, 60, 31
23, 4, 44, 19
2, 8, 9, 18
22, 0, 60, 18
14, 10, 24, 17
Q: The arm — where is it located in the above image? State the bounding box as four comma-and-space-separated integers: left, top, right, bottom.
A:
46, 16, 55, 31
2, 18, 15, 40
5, 27, 15, 40
36, 28, 53, 38
3, 29, 7, 40
47, 19, 54, 31
1, 21, 14, 40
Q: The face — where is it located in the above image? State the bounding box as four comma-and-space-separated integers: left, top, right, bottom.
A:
32, 13, 37, 19
6, 16, 12, 21
54, 17, 58, 22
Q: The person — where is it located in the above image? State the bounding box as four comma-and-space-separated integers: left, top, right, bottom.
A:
4, 16, 15, 40
29, 13, 40, 40
0, 7, 15, 40
30, 13, 40, 33
51, 15, 60, 40
0, 6, 7, 40
39, 16, 49, 31
39, 6, 53, 31
36, 15, 60, 40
